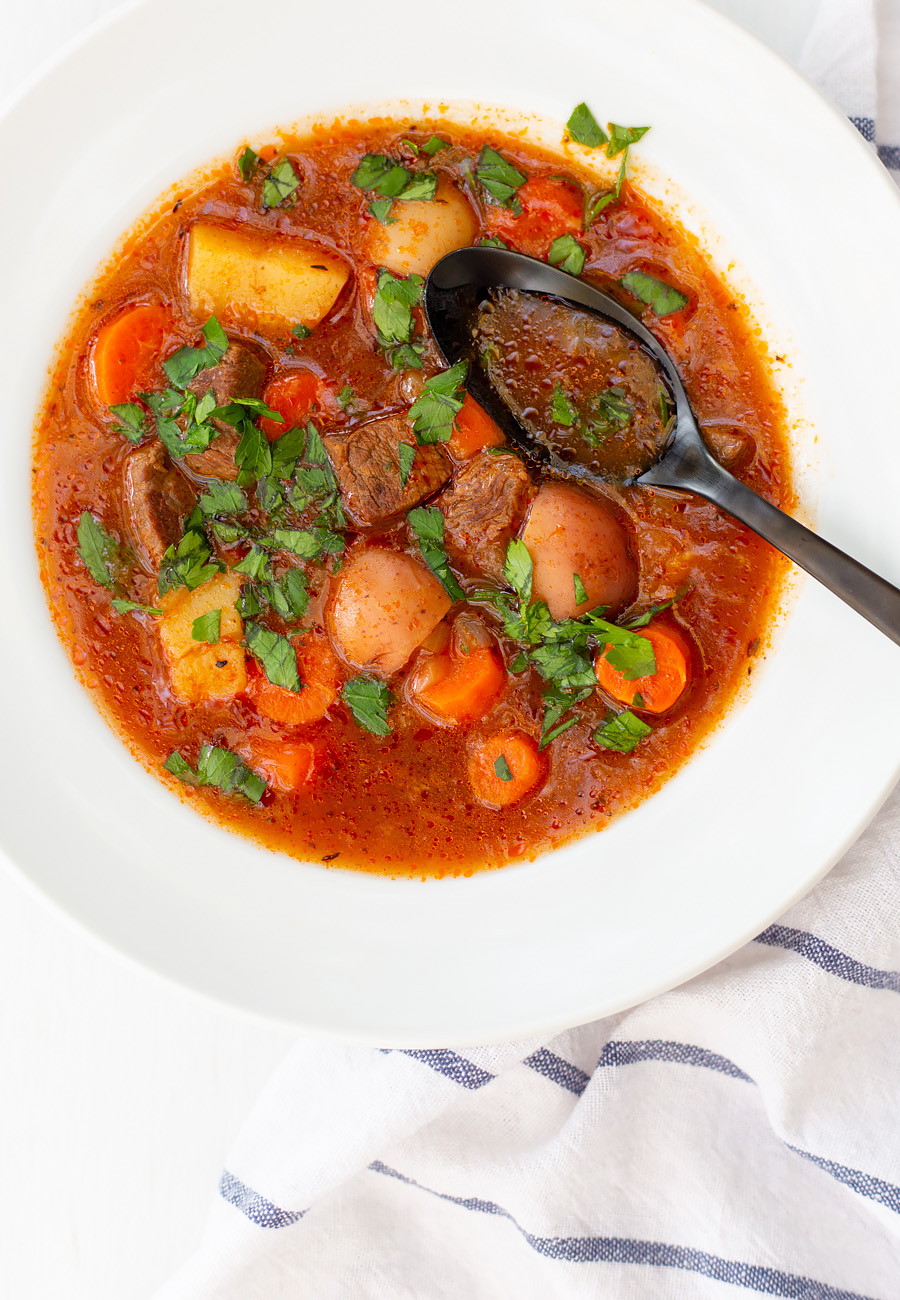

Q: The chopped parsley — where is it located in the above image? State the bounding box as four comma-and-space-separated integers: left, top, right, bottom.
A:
408, 361, 467, 443
291, 323, 313, 341
584, 190, 617, 226
624, 592, 684, 628
341, 676, 393, 736
606, 124, 651, 158
76, 512, 121, 589
407, 506, 465, 601
111, 598, 162, 616
620, 270, 688, 317
191, 608, 222, 644
158, 508, 222, 596
593, 709, 652, 753
585, 387, 634, 441
390, 342, 425, 371
108, 401, 147, 444
421, 135, 449, 156
262, 158, 300, 208
162, 315, 228, 390
494, 754, 513, 782
475, 145, 526, 211
198, 481, 248, 517
398, 441, 416, 486
566, 103, 608, 149
237, 146, 260, 181
479, 235, 510, 249
164, 745, 266, 803
351, 153, 437, 202
573, 573, 588, 606
372, 270, 423, 345
548, 234, 586, 277
244, 622, 300, 691
369, 198, 395, 225
550, 383, 578, 426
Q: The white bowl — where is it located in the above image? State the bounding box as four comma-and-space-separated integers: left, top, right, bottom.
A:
2, 0, 899, 1045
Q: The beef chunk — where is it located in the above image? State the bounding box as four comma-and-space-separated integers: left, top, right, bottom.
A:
440, 451, 533, 583
184, 342, 266, 480
324, 413, 451, 526
122, 441, 197, 573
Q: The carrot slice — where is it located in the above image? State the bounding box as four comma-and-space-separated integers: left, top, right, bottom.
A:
91, 301, 171, 405
595, 622, 690, 714
484, 176, 583, 259
259, 370, 335, 439
468, 730, 547, 808
448, 393, 505, 459
417, 646, 506, 722
244, 738, 317, 793
248, 630, 341, 726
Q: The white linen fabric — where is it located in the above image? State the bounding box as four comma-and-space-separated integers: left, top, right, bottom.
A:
157, 5, 900, 1297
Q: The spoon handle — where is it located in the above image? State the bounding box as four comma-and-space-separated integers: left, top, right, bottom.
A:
639, 423, 900, 647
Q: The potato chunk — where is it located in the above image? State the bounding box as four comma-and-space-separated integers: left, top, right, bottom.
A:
363, 178, 477, 278
521, 483, 638, 620
187, 222, 349, 333
327, 548, 451, 676
158, 570, 247, 703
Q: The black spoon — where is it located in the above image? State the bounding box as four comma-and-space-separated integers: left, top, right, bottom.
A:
424, 246, 900, 647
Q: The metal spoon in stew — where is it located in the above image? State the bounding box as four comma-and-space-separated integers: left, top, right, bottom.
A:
424, 246, 900, 647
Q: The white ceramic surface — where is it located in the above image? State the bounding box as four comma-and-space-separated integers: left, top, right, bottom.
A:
3, 0, 899, 1046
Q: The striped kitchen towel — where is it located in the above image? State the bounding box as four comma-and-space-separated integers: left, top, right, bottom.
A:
156, 4, 900, 1297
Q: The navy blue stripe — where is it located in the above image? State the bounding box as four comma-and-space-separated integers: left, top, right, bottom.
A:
851, 116, 876, 143
788, 1147, 900, 1215
755, 925, 900, 994
523, 1047, 590, 1095
369, 1160, 875, 1299
396, 1048, 495, 1090
218, 1170, 305, 1228
598, 1039, 753, 1081
877, 144, 900, 170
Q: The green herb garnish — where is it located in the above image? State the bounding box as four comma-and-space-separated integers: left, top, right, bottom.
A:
237, 146, 260, 181
164, 745, 266, 803
593, 709, 652, 753
262, 158, 300, 208
494, 754, 513, 782
76, 512, 121, 589
566, 103, 608, 148
408, 361, 467, 443
341, 676, 393, 736
407, 506, 465, 601
244, 622, 300, 691
198, 481, 248, 517
606, 124, 651, 158
475, 145, 526, 211
162, 315, 228, 390
421, 135, 448, 156
111, 598, 163, 616
369, 198, 395, 225
372, 269, 424, 345
398, 441, 416, 486
351, 153, 437, 201
620, 270, 688, 317
108, 401, 147, 444
158, 508, 222, 596
291, 323, 313, 341
573, 573, 588, 606
548, 233, 586, 277
191, 608, 222, 644
550, 383, 578, 426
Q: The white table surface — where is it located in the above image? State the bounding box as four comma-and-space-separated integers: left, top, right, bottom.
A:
0, 0, 821, 1294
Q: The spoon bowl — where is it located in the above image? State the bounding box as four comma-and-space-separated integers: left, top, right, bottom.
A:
425, 247, 900, 648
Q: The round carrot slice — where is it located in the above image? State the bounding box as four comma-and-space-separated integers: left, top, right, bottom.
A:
91, 301, 171, 405
244, 738, 317, 793
468, 729, 547, 809
248, 630, 341, 726
595, 622, 690, 714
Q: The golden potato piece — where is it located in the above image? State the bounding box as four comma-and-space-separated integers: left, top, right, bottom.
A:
187, 222, 349, 333
169, 643, 248, 704
159, 570, 244, 662
363, 178, 477, 278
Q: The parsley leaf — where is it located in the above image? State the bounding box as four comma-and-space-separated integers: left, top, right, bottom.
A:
479, 235, 510, 249
624, 593, 684, 628
390, 342, 425, 370
476, 146, 526, 211
351, 153, 437, 201
192, 608, 222, 643
108, 401, 147, 444
372, 270, 424, 345
606, 124, 651, 158
585, 386, 634, 442
270, 424, 307, 480
407, 506, 465, 601
158, 508, 222, 595
620, 270, 688, 317
162, 316, 228, 389
262, 158, 300, 208
291, 323, 312, 341
408, 360, 467, 444
548, 234, 586, 277
593, 709, 652, 753
539, 681, 592, 750
369, 198, 395, 224
566, 103, 608, 148
573, 573, 588, 606
421, 135, 448, 156
198, 481, 248, 516
237, 146, 259, 181
165, 745, 266, 802
503, 538, 533, 603
494, 754, 513, 782
585, 190, 617, 225
244, 622, 300, 691
550, 383, 578, 426
341, 676, 393, 736
234, 422, 273, 486
256, 568, 309, 622
111, 598, 162, 616
398, 442, 416, 486
76, 512, 121, 589
234, 545, 273, 580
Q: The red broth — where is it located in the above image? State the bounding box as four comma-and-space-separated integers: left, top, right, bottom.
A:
32, 119, 792, 877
